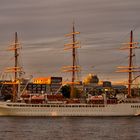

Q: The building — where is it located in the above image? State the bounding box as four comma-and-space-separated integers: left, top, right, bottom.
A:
83, 74, 127, 96
0, 77, 62, 95
29, 77, 62, 94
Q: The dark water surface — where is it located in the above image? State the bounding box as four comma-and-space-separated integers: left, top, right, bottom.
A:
0, 117, 139, 140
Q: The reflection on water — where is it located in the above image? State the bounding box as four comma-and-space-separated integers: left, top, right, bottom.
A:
0, 117, 139, 140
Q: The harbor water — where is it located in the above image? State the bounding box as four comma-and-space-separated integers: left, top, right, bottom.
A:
0, 117, 139, 140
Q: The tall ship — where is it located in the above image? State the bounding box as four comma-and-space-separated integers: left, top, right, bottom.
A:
0, 27, 140, 117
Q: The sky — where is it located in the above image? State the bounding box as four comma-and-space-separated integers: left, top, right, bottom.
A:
0, 0, 140, 83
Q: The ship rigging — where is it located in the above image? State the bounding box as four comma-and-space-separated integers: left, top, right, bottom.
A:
0, 29, 140, 116
63, 23, 81, 98
116, 30, 140, 97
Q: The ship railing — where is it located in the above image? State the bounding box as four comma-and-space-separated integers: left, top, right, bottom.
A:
6, 103, 105, 108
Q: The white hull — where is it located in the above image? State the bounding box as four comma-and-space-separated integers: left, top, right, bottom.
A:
0, 102, 140, 117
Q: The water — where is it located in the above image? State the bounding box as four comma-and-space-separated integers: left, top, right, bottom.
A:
0, 117, 139, 140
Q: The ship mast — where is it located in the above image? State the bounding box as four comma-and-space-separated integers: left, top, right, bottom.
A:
14, 32, 18, 82
72, 24, 76, 95
63, 23, 81, 98
6, 32, 23, 102
117, 30, 139, 97
128, 30, 133, 97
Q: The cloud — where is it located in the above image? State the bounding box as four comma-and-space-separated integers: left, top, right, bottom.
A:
0, 0, 140, 81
